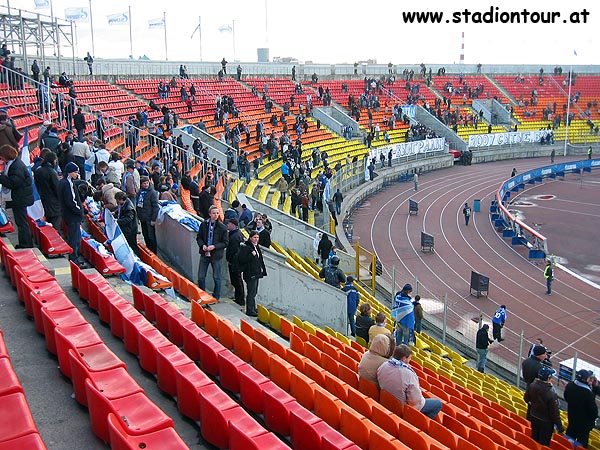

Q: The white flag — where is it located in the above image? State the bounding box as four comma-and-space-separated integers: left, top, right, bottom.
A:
148, 17, 165, 29
107, 12, 129, 26
65, 7, 90, 23
218, 23, 232, 33
34, 0, 50, 9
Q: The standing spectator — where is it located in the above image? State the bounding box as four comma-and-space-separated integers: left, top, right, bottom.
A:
377, 344, 443, 419
236, 64, 242, 81
0, 145, 34, 248
511, 167, 517, 177
57, 162, 84, 265
333, 188, 343, 216
358, 333, 395, 388
114, 191, 138, 255
277, 176, 288, 205
413, 295, 424, 333
492, 305, 506, 342
196, 205, 229, 301
73, 108, 86, 142
83, 52, 94, 75
317, 233, 333, 267
221, 58, 228, 74
524, 367, 563, 446
33, 151, 61, 231
544, 260, 554, 295
291, 65, 296, 81
564, 369, 599, 448
136, 176, 159, 253
253, 216, 271, 248
121, 161, 138, 200
70, 137, 91, 176
355, 303, 375, 345
522, 345, 548, 387
462, 202, 472, 225
342, 276, 359, 336
369, 312, 392, 343
95, 112, 106, 143
319, 255, 345, 289
226, 218, 245, 306
392, 284, 415, 345
588, 146, 592, 160
237, 230, 267, 317
550, 149, 556, 163
31, 59, 40, 82
475, 324, 493, 373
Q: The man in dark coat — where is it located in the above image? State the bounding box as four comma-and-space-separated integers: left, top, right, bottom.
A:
522, 345, 548, 386
237, 230, 267, 317
317, 233, 333, 266
73, 107, 86, 142
524, 367, 563, 446
135, 176, 159, 253
58, 162, 85, 265
564, 369, 599, 448
225, 218, 245, 306
196, 205, 228, 301
114, 191, 139, 255
475, 324, 493, 373
33, 151, 61, 231
0, 144, 34, 248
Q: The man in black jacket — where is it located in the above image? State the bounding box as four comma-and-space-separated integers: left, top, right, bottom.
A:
196, 205, 228, 301
73, 107, 86, 142
33, 151, 61, 231
564, 369, 599, 448
114, 191, 138, 255
475, 324, 493, 373
522, 345, 548, 387
58, 162, 85, 265
0, 144, 34, 248
237, 231, 267, 317
135, 176, 159, 253
226, 218, 245, 306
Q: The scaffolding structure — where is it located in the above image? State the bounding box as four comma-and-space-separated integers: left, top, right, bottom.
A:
1, 5, 75, 76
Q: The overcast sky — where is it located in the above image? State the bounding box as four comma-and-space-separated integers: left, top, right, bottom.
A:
4, 0, 596, 66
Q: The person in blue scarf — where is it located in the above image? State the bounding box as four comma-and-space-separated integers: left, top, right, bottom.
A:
391, 283, 415, 345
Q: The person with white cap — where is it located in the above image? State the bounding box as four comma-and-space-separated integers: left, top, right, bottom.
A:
564, 369, 599, 448
524, 366, 563, 446
58, 161, 85, 267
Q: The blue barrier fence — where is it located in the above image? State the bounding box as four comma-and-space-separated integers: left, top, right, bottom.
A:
494, 159, 600, 259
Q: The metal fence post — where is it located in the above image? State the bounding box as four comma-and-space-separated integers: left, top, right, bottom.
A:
478, 310, 483, 329
571, 352, 578, 382
442, 293, 448, 346
517, 330, 524, 387
415, 276, 419, 296
391, 265, 396, 304
371, 253, 376, 296
355, 239, 361, 282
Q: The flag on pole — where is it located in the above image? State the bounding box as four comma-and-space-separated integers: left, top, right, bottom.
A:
148, 17, 165, 29
33, 0, 50, 9
65, 7, 90, 23
107, 12, 129, 26
20, 128, 45, 221
218, 23, 233, 33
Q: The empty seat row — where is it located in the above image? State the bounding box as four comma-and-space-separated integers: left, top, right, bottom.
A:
0, 238, 187, 448
0, 329, 47, 449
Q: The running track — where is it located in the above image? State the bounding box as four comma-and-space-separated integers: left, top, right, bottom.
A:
350, 156, 600, 370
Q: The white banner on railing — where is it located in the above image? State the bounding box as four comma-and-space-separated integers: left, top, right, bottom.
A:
468, 130, 550, 148
368, 137, 445, 161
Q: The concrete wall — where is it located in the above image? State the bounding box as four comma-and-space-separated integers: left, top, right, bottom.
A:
260, 254, 348, 333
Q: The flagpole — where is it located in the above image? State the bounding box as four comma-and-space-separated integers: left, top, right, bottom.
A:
232, 19, 236, 61
199, 16, 202, 61
128, 5, 133, 59
89, 0, 95, 57
564, 68, 573, 157
163, 11, 168, 60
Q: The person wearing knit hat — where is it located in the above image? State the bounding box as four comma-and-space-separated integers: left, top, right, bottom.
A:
58, 157, 86, 268
524, 366, 563, 446
522, 344, 548, 387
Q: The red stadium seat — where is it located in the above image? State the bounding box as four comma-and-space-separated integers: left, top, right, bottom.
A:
107, 413, 187, 450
